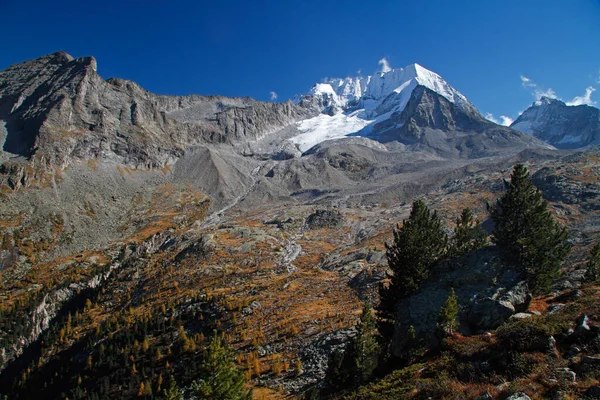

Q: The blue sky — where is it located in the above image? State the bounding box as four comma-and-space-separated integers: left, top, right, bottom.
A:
1, 0, 599, 124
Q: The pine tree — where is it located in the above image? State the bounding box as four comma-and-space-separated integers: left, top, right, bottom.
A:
191, 332, 251, 400
585, 243, 600, 282
161, 375, 183, 400
438, 288, 459, 336
449, 208, 488, 258
489, 164, 570, 294
350, 303, 379, 385
378, 200, 448, 341
403, 325, 423, 364
325, 349, 348, 391
325, 304, 379, 391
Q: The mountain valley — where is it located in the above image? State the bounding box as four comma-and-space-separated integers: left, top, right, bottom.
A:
1, 52, 599, 399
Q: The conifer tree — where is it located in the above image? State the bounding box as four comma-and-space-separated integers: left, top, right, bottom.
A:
192, 332, 252, 400
489, 164, 570, 294
378, 200, 448, 341
325, 304, 379, 390
325, 349, 348, 391
438, 288, 459, 336
449, 208, 488, 258
403, 325, 424, 364
350, 303, 379, 384
585, 243, 600, 282
161, 375, 183, 400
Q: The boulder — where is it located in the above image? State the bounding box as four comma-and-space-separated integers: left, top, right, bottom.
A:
506, 393, 531, 400
476, 391, 493, 400
510, 312, 534, 320
306, 209, 344, 229
468, 298, 515, 329
554, 367, 576, 382
547, 303, 566, 315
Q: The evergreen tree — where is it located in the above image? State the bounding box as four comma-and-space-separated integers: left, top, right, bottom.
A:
378, 200, 448, 341
585, 243, 600, 282
403, 325, 424, 365
489, 164, 570, 294
192, 332, 252, 400
438, 288, 459, 336
325, 348, 348, 391
449, 208, 488, 258
325, 304, 379, 391
350, 303, 379, 385
161, 375, 183, 400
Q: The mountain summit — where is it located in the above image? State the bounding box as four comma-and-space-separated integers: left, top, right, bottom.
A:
288, 62, 541, 155
511, 96, 600, 148
298, 63, 474, 114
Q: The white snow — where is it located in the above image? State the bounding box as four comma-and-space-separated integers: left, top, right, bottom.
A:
288, 62, 474, 152
290, 112, 375, 152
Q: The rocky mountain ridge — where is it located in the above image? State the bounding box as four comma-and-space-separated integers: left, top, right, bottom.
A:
0, 51, 314, 183
511, 96, 600, 149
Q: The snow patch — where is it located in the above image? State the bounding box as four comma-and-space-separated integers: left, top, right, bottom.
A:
290, 113, 375, 152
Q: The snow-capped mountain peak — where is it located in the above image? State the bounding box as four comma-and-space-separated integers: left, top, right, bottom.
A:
302, 62, 470, 112
290, 62, 477, 151
511, 97, 600, 148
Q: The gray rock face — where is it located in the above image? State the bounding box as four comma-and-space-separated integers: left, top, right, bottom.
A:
370, 86, 549, 158
392, 247, 532, 353
511, 96, 600, 149
0, 51, 314, 185
467, 280, 531, 331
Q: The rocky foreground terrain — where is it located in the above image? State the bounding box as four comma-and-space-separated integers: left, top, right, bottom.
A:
0, 52, 599, 399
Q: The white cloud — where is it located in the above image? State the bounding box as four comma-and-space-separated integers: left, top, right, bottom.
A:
484, 113, 499, 124
485, 113, 513, 126
566, 86, 596, 106
520, 75, 534, 87
269, 91, 278, 101
535, 88, 558, 100
378, 57, 392, 73
520, 75, 558, 100
500, 115, 514, 126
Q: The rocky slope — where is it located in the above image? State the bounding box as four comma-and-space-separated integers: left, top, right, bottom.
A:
0, 52, 598, 399
511, 96, 600, 149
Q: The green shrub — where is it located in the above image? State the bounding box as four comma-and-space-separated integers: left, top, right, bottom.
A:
495, 317, 552, 351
